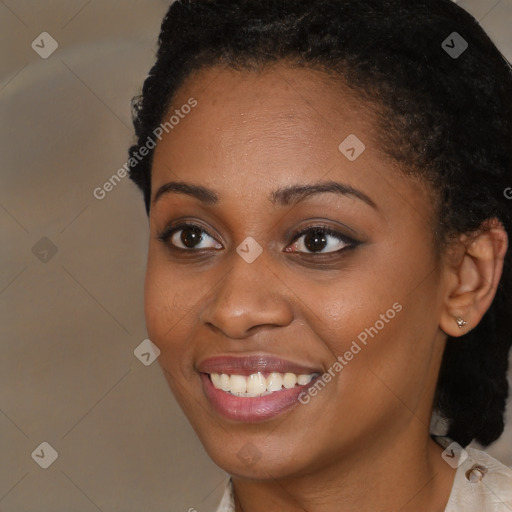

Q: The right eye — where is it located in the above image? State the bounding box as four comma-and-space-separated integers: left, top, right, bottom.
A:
157, 222, 223, 251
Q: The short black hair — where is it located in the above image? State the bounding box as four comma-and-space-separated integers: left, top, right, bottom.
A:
128, 0, 512, 447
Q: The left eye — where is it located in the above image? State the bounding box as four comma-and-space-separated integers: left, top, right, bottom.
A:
285, 227, 354, 254
161, 223, 222, 250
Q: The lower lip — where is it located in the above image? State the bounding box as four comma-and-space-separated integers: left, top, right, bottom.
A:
200, 373, 316, 422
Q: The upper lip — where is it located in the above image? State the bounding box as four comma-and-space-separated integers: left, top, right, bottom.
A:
197, 354, 322, 376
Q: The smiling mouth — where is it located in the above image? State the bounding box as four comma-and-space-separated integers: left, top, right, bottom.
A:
208, 371, 318, 397
198, 355, 323, 421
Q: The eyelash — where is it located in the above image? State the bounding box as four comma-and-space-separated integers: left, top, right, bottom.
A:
157, 221, 359, 256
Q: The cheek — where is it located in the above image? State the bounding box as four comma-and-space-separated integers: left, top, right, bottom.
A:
287, 257, 402, 352
296, 242, 441, 386
143, 254, 194, 356
143, 248, 224, 385
144, 262, 174, 339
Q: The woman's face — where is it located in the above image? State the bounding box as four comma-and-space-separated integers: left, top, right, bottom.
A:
146, 64, 449, 479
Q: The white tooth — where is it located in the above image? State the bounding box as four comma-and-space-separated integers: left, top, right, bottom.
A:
297, 374, 313, 385
247, 373, 267, 395
283, 373, 297, 389
230, 374, 247, 394
211, 373, 221, 388
220, 374, 231, 392
266, 372, 283, 391
214, 372, 316, 395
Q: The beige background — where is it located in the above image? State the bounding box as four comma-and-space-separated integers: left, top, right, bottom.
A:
1, 1, 511, 511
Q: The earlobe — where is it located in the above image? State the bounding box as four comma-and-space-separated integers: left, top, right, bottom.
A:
439, 313, 471, 337
439, 219, 508, 338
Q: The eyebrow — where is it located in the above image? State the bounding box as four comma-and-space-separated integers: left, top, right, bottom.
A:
152, 180, 377, 209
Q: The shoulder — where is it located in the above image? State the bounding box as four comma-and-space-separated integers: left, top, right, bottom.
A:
444, 446, 512, 511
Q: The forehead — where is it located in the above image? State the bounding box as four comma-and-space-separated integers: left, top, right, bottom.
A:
149, 64, 439, 245
151, 64, 383, 192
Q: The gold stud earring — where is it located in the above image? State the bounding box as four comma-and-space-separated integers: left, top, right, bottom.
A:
456, 317, 468, 329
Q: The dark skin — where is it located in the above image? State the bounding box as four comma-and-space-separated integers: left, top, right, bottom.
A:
144, 63, 508, 511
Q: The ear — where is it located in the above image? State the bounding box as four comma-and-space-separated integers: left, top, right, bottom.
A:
439, 218, 508, 337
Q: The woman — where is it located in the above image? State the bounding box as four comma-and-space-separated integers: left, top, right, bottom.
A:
128, 0, 512, 510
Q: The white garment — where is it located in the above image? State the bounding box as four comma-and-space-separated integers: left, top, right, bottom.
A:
215, 447, 512, 511
444, 447, 512, 511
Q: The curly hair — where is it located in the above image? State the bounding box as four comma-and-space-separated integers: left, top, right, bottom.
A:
128, 0, 512, 447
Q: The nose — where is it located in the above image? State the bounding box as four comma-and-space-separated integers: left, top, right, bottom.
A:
199, 251, 294, 339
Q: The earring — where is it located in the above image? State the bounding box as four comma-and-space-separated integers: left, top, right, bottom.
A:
456, 317, 468, 329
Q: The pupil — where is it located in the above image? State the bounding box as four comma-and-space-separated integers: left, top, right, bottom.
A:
181, 227, 202, 248
305, 231, 327, 252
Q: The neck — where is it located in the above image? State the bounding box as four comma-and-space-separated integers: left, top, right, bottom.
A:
232, 428, 457, 512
